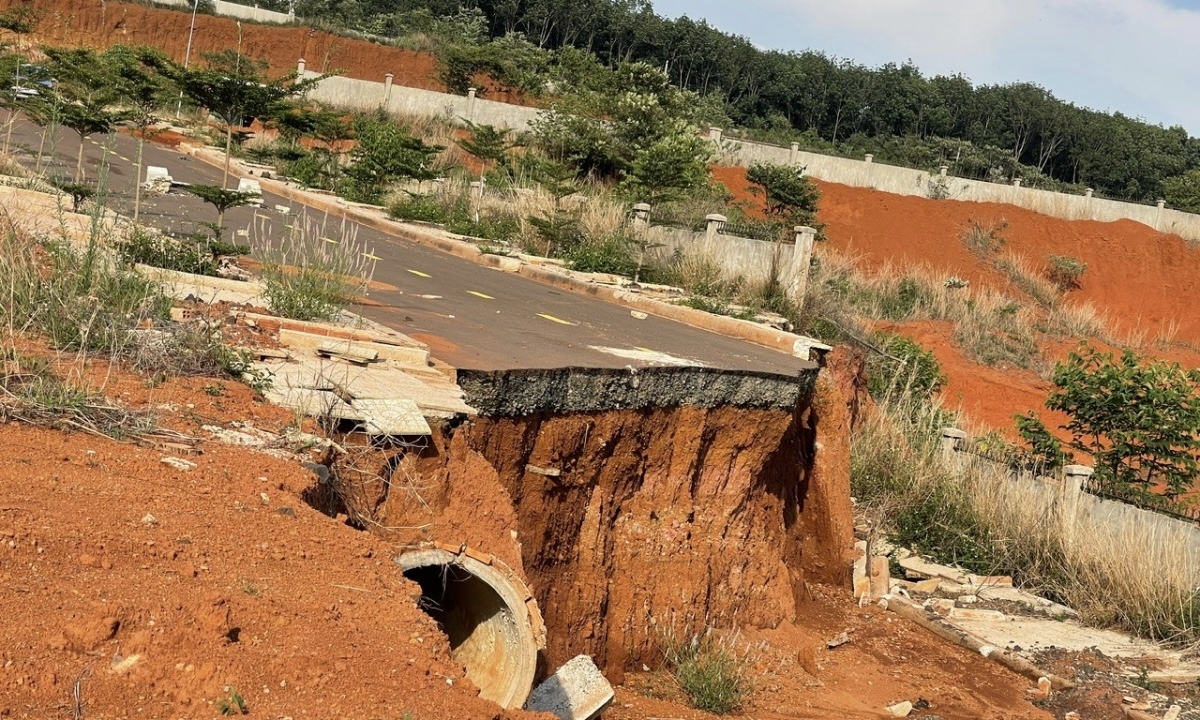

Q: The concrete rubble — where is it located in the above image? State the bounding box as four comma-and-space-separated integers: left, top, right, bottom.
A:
525, 655, 614, 720
140, 265, 476, 435
866, 547, 1200, 688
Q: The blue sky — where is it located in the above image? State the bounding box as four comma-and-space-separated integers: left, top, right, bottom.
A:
652, 0, 1200, 134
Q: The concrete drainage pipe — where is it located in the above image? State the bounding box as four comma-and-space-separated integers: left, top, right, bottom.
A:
396, 546, 545, 709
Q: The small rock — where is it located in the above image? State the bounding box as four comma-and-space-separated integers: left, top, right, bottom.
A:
160, 457, 196, 472
1164, 706, 1182, 720
958, 594, 978, 604
886, 700, 913, 717
276, 507, 296, 519
826, 631, 851, 649
259, 493, 269, 506
141, 513, 158, 527
927, 598, 955, 617
630, 310, 648, 320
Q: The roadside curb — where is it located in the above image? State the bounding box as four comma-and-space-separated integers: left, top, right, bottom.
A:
186, 146, 817, 362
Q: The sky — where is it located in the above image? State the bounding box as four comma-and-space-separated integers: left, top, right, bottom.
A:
651, 0, 1200, 134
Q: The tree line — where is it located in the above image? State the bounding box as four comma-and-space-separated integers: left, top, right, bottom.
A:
282, 0, 1200, 207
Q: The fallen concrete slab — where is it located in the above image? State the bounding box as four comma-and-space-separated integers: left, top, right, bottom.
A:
525, 655, 614, 720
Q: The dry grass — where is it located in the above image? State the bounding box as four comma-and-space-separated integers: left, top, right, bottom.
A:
854, 391, 1200, 645
994, 251, 1059, 308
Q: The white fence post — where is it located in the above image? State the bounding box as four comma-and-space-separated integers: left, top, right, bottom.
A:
940, 427, 967, 469
631, 202, 651, 231
705, 213, 726, 241
383, 72, 394, 106
789, 226, 817, 304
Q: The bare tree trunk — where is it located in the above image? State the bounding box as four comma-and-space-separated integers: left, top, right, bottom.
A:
75, 135, 85, 182
133, 135, 145, 221
3, 111, 14, 155
223, 123, 232, 188
34, 126, 48, 175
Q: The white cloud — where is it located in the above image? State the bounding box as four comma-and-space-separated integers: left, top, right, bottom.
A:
653, 0, 1200, 130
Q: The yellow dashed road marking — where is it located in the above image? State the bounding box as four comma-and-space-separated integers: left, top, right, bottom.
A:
467, 290, 494, 299
538, 313, 576, 326
407, 269, 431, 278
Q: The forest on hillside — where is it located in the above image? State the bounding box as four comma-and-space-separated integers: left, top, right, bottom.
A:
246, 0, 1200, 207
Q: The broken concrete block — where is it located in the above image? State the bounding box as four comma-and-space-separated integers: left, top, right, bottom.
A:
142, 166, 173, 196
1164, 706, 1182, 720
886, 700, 913, 717
869, 556, 890, 600
853, 576, 872, 602
853, 540, 867, 579
899, 556, 969, 584
237, 177, 263, 197
525, 655, 613, 720
911, 578, 941, 594
968, 574, 1014, 588
927, 598, 955, 617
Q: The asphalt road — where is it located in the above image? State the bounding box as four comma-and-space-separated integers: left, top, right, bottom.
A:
6, 118, 813, 376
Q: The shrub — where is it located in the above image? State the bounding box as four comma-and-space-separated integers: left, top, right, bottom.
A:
744, 162, 821, 228
1045, 344, 1200, 498
118, 227, 248, 276
342, 111, 442, 205
960, 218, 1007, 258
660, 629, 754, 715
866, 333, 945, 400
1013, 412, 1072, 472
389, 195, 448, 224
1047, 254, 1087, 291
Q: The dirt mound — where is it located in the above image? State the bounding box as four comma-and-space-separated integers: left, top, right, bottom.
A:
0, 418, 543, 718
3, 0, 441, 86
713, 165, 1200, 346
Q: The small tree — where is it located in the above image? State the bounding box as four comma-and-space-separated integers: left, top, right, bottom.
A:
107, 45, 174, 221
341, 111, 442, 204
619, 123, 714, 205
1162, 169, 1200, 214
1045, 344, 1200, 499
186, 184, 259, 237
168, 50, 321, 187
43, 47, 129, 181
1046, 254, 1086, 291
745, 162, 821, 228
456, 120, 514, 175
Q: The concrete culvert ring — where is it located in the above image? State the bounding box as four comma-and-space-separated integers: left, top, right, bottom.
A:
397, 547, 543, 709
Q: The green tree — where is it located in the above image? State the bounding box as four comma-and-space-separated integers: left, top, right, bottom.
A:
43, 47, 130, 182
618, 121, 714, 204
745, 162, 821, 227
341, 111, 443, 204
186, 184, 260, 237
1161, 169, 1200, 213
167, 50, 321, 187
107, 45, 174, 221
456, 119, 515, 175
1045, 344, 1200, 498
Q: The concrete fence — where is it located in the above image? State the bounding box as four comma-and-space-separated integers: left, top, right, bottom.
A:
631, 205, 816, 302
300, 66, 542, 131
940, 427, 1200, 562
153, 0, 295, 24
294, 64, 1200, 242
711, 129, 1200, 243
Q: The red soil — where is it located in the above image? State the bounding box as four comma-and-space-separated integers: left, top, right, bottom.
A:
1, 0, 539, 105
713, 165, 1200, 432
0, 342, 1054, 719
4, 0, 440, 86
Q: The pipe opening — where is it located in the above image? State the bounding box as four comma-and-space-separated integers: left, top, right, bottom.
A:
398, 549, 540, 709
